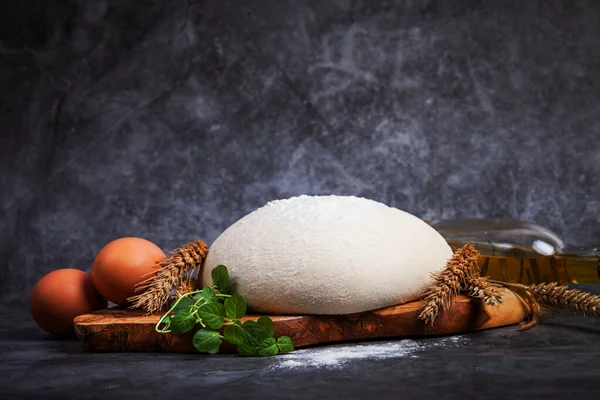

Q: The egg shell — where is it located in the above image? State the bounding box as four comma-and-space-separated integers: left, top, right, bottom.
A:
29, 268, 107, 336
92, 237, 165, 305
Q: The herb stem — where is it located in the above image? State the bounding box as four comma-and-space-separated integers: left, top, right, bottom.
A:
155, 290, 204, 333
193, 298, 206, 308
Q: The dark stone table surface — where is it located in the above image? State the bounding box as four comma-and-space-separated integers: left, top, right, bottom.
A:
2, 286, 600, 400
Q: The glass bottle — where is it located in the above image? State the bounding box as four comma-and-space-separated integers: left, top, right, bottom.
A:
429, 219, 600, 285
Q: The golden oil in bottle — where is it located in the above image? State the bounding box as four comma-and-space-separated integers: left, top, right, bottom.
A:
433, 219, 600, 285
458, 244, 600, 285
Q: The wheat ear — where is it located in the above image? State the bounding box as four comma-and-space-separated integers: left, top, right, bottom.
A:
465, 276, 504, 306
529, 282, 600, 316
419, 243, 505, 326
492, 280, 600, 329
128, 239, 208, 314
418, 243, 479, 326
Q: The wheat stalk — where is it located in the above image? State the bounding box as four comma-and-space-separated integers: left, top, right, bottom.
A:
465, 276, 503, 306
175, 280, 198, 299
418, 243, 479, 326
128, 239, 208, 314
491, 280, 600, 329
419, 243, 508, 326
529, 282, 600, 315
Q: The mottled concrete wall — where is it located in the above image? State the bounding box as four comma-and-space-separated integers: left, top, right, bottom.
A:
2, 0, 599, 305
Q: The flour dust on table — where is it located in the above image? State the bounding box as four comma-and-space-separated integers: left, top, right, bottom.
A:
269, 336, 469, 370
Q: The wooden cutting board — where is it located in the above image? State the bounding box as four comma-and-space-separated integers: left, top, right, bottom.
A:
74, 287, 527, 353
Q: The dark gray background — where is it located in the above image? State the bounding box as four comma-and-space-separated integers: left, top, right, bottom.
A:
2, 0, 600, 307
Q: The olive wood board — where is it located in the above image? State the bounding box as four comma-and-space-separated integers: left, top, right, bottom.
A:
74, 287, 527, 353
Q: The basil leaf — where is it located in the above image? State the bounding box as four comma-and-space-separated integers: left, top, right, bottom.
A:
173, 296, 194, 313
211, 265, 230, 295
170, 310, 196, 334
223, 323, 245, 345
276, 336, 294, 353
192, 293, 203, 302
258, 338, 279, 357
237, 344, 258, 357
193, 329, 222, 354
194, 286, 218, 305
197, 303, 226, 329
257, 316, 275, 338
201, 286, 218, 304
242, 320, 265, 347
225, 293, 247, 319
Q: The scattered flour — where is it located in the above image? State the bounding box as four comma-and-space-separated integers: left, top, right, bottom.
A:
271, 336, 468, 370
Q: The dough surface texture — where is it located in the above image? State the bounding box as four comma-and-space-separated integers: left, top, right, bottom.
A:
202, 195, 452, 315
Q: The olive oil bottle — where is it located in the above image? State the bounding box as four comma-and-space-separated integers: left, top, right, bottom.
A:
430, 219, 600, 285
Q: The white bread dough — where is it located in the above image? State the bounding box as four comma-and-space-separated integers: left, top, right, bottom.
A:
202, 195, 452, 315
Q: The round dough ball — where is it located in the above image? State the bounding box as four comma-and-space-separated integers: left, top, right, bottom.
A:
202, 195, 452, 315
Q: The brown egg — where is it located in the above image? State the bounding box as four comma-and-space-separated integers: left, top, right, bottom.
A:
92, 237, 165, 305
30, 268, 107, 336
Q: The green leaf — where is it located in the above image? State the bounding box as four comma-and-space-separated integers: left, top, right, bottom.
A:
257, 316, 275, 338
237, 344, 258, 357
170, 310, 196, 334
193, 329, 222, 354
242, 320, 265, 347
276, 336, 294, 353
197, 303, 226, 329
192, 286, 218, 305
173, 296, 194, 313
201, 286, 218, 303
225, 293, 247, 319
258, 338, 279, 357
223, 323, 245, 345
211, 265, 230, 294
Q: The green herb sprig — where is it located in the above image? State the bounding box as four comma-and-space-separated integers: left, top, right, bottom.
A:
155, 265, 294, 356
